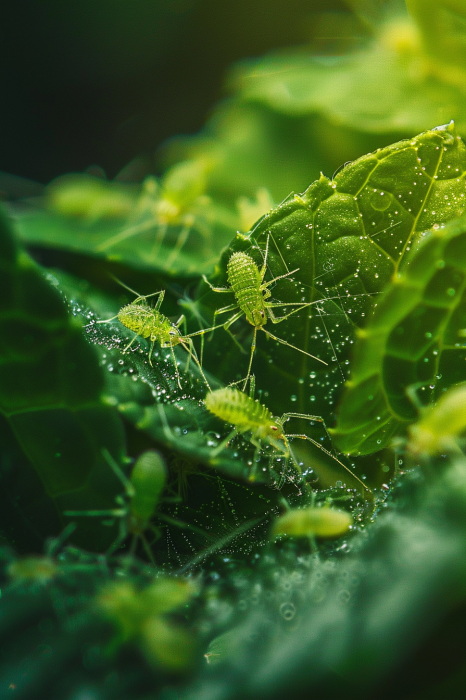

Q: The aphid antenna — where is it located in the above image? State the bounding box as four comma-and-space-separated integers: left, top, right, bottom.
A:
254, 232, 292, 278
108, 274, 164, 305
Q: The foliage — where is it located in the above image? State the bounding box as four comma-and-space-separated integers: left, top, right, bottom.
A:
3, 1, 466, 697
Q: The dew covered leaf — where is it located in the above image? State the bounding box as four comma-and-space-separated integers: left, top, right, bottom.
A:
13, 167, 237, 276
198, 123, 466, 433
82, 302, 294, 486
0, 209, 126, 550
332, 215, 466, 455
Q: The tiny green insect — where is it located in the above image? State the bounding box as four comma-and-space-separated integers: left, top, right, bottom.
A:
272, 505, 353, 539
203, 235, 328, 389
92, 281, 217, 390
204, 384, 370, 492
65, 449, 168, 563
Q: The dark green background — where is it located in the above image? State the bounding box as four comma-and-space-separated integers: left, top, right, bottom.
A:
0, 0, 347, 184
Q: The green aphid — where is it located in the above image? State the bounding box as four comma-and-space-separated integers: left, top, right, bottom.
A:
272, 505, 353, 539
205, 385, 371, 493
65, 450, 167, 563
92, 280, 219, 390
203, 234, 327, 390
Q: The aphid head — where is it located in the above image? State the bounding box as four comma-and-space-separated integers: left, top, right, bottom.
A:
169, 326, 181, 338
260, 422, 285, 442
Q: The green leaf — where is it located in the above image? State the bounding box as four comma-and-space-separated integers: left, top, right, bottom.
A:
406, 0, 466, 73
232, 11, 466, 135
332, 215, 466, 455
199, 123, 466, 426
0, 209, 126, 549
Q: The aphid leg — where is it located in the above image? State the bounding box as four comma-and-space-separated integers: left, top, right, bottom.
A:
167, 341, 183, 389
242, 327, 258, 391
101, 448, 135, 493
174, 313, 188, 335
157, 404, 175, 442
257, 233, 297, 282
262, 328, 327, 365
180, 338, 211, 391
221, 309, 247, 352
248, 435, 266, 480
209, 428, 238, 458
266, 300, 317, 323
281, 413, 371, 494
129, 531, 156, 565
262, 268, 301, 289
92, 313, 119, 326
123, 333, 143, 357
202, 274, 232, 294
200, 331, 205, 367
249, 374, 256, 399
105, 517, 131, 558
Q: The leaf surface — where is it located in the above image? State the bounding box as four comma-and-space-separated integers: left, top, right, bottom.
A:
332, 214, 466, 455
199, 123, 466, 426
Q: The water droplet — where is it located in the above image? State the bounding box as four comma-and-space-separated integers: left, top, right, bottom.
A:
279, 602, 296, 621
370, 190, 391, 211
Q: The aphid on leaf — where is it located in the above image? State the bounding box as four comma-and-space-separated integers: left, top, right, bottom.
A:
92, 280, 217, 390
407, 382, 466, 458
65, 449, 168, 564
203, 235, 327, 389
204, 383, 370, 493
272, 505, 353, 539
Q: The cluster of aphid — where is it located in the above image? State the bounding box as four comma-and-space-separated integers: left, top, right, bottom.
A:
79, 235, 372, 559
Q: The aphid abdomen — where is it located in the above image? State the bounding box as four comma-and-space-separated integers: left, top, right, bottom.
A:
118, 304, 155, 339
205, 387, 273, 433
227, 252, 265, 327
130, 450, 167, 529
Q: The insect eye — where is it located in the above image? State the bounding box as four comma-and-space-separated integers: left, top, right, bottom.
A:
271, 425, 278, 431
